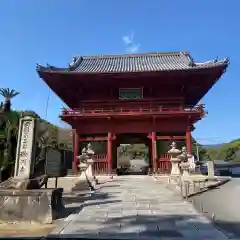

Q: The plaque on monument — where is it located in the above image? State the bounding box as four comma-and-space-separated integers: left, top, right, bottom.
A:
14, 116, 36, 178
45, 147, 65, 177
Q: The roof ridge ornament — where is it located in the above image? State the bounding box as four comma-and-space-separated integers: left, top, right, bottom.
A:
68, 56, 83, 69
69, 56, 78, 68
36, 63, 41, 70
223, 57, 229, 64
180, 52, 194, 67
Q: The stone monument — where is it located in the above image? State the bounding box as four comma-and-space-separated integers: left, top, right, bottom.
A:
168, 142, 181, 176
0, 114, 64, 224
14, 116, 37, 179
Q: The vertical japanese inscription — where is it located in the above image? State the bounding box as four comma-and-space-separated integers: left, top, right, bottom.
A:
15, 118, 35, 178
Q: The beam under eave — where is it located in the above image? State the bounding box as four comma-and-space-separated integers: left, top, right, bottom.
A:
156, 136, 186, 140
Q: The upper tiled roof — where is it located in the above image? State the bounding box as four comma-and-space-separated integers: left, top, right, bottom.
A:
36, 52, 229, 74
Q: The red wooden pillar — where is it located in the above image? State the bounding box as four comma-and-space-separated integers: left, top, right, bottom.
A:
107, 132, 112, 174
186, 127, 192, 154
73, 129, 79, 172
147, 140, 152, 169
151, 132, 157, 173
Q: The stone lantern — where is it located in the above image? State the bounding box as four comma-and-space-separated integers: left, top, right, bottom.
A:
86, 143, 96, 181
179, 146, 190, 179
78, 148, 88, 172
77, 144, 95, 191
168, 142, 181, 176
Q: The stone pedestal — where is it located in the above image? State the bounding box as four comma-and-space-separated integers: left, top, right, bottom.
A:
170, 158, 181, 176
0, 188, 64, 223
180, 162, 190, 179
179, 147, 190, 180
168, 142, 181, 177
79, 162, 93, 180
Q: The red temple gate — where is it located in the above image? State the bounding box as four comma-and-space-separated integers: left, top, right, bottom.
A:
37, 51, 229, 175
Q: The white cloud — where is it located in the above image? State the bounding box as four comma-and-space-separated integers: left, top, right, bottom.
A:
126, 44, 141, 53
122, 32, 140, 53
122, 33, 134, 45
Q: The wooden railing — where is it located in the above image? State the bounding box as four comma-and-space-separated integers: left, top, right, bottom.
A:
94, 154, 108, 161
157, 160, 172, 174
159, 154, 171, 161
156, 154, 172, 174
92, 154, 108, 175
61, 104, 204, 117
93, 160, 108, 175
92, 153, 172, 175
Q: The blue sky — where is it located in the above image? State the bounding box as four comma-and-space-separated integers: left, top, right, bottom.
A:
0, 0, 239, 144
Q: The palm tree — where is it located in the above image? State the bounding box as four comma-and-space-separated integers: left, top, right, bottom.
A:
0, 88, 20, 112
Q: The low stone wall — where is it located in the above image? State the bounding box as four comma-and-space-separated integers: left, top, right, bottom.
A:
155, 175, 231, 199
0, 188, 64, 224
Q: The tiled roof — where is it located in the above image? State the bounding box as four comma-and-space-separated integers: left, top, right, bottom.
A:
36, 52, 229, 74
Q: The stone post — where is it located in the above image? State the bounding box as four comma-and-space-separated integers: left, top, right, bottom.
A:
168, 142, 181, 176
207, 160, 215, 179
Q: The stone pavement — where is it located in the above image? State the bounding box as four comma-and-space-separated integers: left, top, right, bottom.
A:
51, 176, 228, 239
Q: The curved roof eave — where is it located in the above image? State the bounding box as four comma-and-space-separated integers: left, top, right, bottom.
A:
36, 52, 229, 75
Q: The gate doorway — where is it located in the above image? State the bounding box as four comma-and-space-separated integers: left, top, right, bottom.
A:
115, 134, 150, 175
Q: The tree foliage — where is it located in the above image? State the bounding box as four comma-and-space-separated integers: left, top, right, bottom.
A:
0, 88, 20, 112
204, 139, 240, 162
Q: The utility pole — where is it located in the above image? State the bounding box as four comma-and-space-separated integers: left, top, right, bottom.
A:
45, 87, 51, 119
196, 144, 200, 162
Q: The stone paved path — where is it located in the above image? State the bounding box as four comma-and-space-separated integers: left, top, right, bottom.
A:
57, 176, 227, 239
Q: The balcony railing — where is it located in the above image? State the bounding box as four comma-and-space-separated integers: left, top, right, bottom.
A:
61, 104, 205, 117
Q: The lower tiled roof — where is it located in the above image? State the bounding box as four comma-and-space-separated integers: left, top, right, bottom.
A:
37, 52, 229, 74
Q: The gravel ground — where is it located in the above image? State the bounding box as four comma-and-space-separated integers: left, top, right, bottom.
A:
0, 222, 55, 237
191, 178, 240, 239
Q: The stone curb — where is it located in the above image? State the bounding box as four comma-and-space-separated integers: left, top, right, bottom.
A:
187, 178, 231, 198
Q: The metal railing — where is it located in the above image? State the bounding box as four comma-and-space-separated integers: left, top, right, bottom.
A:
61, 104, 204, 117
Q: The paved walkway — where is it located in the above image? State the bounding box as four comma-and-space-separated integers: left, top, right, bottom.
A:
55, 176, 227, 239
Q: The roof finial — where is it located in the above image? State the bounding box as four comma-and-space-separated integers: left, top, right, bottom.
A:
223, 57, 229, 64
69, 56, 78, 68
